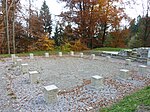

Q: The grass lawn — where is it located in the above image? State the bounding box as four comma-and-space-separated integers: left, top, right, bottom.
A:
0, 50, 70, 58
93, 47, 130, 51
0, 47, 130, 58
100, 86, 150, 112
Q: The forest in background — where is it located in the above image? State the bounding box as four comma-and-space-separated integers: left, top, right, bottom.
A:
0, 0, 149, 54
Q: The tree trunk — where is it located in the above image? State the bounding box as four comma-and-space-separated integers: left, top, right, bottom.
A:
5, 0, 10, 54
102, 23, 107, 47
12, 0, 15, 53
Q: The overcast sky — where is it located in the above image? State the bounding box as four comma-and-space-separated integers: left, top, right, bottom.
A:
21, 0, 150, 21
21, 0, 149, 35
33, 0, 149, 18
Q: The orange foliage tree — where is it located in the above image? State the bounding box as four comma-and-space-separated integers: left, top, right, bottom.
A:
59, 0, 128, 48
35, 34, 55, 51
105, 28, 129, 48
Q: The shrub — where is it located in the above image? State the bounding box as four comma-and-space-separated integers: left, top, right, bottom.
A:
71, 39, 89, 51
128, 35, 143, 48
61, 42, 71, 52
36, 34, 55, 51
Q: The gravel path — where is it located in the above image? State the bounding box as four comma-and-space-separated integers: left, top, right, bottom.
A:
0, 55, 150, 112
0, 59, 14, 112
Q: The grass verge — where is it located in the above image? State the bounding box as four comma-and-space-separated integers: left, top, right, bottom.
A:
0, 50, 70, 58
94, 47, 130, 51
100, 86, 150, 112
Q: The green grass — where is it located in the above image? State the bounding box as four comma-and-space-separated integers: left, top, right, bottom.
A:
0, 47, 130, 58
0, 54, 11, 58
0, 50, 70, 58
93, 47, 130, 51
100, 86, 150, 112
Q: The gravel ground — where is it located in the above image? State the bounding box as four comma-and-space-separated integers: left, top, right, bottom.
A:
0, 55, 150, 112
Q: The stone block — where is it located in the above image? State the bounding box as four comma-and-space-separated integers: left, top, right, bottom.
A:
11, 54, 16, 62
21, 63, 28, 74
106, 56, 111, 61
91, 54, 95, 60
148, 49, 150, 58
147, 59, 150, 66
45, 53, 49, 57
44, 85, 58, 103
91, 75, 103, 89
80, 53, 84, 58
58, 52, 62, 57
125, 59, 131, 65
29, 53, 34, 59
70, 51, 74, 56
139, 65, 147, 74
29, 71, 39, 83
16, 59, 22, 66
120, 69, 129, 79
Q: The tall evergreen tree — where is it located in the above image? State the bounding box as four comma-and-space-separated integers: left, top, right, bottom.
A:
53, 22, 64, 46
40, 0, 52, 37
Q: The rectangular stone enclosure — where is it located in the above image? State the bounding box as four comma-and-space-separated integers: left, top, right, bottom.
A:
44, 85, 59, 103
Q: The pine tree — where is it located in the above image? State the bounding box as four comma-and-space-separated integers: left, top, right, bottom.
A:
53, 22, 64, 46
40, 0, 52, 37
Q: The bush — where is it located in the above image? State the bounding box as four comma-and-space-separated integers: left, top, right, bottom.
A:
128, 35, 143, 48
36, 35, 55, 51
61, 42, 71, 52
71, 39, 89, 51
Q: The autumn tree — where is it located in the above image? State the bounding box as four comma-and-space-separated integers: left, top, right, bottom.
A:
36, 34, 55, 51
29, 12, 43, 38
59, 0, 127, 48
105, 28, 129, 48
59, 0, 99, 48
0, 0, 20, 54
40, 0, 52, 37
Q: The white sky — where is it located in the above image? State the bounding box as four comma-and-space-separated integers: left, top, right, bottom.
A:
33, 0, 65, 22
20, 0, 149, 35
21, 0, 149, 20
32, 0, 149, 18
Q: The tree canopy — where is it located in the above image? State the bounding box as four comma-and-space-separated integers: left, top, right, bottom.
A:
0, 0, 149, 54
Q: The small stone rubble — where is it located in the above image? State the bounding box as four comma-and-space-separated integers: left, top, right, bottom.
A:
0, 55, 150, 112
